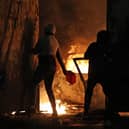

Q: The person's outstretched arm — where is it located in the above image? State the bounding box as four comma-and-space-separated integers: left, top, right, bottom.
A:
31, 39, 42, 55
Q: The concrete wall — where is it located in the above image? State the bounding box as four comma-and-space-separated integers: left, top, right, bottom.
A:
107, 0, 129, 111
107, 0, 129, 45
0, 0, 39, 113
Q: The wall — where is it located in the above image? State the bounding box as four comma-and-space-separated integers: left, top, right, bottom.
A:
107, 0, 129, 45
107, 0, 129, 111
0, 0, 39, 113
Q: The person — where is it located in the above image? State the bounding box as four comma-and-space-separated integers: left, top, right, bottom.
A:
83, 30, 109, 117
30, 24, 67, 117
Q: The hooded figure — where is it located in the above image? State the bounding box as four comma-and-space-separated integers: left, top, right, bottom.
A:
83, 30, 109, 117
31, 24, 66, 117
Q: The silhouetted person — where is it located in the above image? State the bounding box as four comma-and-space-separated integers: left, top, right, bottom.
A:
83, 30, 109, 117
31, 24, 67, 117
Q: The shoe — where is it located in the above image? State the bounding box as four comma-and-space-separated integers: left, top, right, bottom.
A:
82, 111, 89, 120
26, 106, 37, 116
104, 119, 112, 127
52, 112, 58, 118
82, 115, 89, 120
104, 111, 120, 120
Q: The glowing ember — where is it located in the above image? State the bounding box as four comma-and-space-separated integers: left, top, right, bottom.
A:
11, 111, 16, 115
11, 110, 26, 115
40, 99, 67, 115
66, 54, 89, 74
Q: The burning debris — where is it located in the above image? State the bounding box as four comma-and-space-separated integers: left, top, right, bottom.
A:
40, 99, 67, 115
66, 54, 89, 74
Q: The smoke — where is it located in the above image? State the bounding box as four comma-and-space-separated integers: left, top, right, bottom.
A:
39, 0, 106, 54
39, 0, 106, 106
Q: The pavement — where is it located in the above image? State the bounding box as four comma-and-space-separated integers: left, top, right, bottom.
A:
0, 110, 129, 129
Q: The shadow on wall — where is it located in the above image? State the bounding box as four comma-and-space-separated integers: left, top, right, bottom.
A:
20, 17, 36, 107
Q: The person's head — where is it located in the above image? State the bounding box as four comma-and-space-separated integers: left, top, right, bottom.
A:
44, 24, 56, 35
96, 30, 108, 44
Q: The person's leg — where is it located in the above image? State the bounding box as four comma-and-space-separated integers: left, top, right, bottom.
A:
29, 66, 42, 112
102, 81, 120, 126
44, 73, 57, 117
84, 78, 96, 115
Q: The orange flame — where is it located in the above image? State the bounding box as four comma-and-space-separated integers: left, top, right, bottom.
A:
40, 99, 67, 115
66, 54, 89, 74
39, 54, 89, 115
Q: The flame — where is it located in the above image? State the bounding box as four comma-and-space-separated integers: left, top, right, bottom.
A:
40, 99, 67, 115
119, 112, 129, 117
66, 54, 89, 74
39, 54, 89, 115
11, 100, 66, 116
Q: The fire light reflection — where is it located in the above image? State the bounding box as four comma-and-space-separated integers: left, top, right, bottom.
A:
40, 100, 67, 115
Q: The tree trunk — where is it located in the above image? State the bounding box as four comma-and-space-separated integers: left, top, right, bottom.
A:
0, 0, 39, 113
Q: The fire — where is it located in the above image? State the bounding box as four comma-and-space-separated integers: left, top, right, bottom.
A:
40, 99, 67, 115
39, 53, 89, 115
66, 54, 89, 74
40, 84, 67, 115
10, 100, 67, 115
119, 112, 129, 117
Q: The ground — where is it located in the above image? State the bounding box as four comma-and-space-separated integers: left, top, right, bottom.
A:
0, 109, 129, 129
